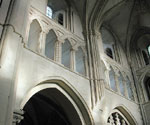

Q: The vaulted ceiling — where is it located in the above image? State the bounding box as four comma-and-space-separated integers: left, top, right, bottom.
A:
67, 0, 150, 51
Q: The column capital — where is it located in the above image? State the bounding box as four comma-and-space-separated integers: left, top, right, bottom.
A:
13, 110, 24, 124
83, 29, 101, 37
56, 38, 64, 43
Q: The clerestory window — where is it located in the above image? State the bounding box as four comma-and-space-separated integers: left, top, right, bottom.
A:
46, 6, 53, 19
148, 45, 150, 56
58, 13, 64, 25
105, 48, 113, 59
0, 0, 3, 7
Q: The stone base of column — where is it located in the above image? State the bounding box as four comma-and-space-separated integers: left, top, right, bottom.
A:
13, 109, 24, 124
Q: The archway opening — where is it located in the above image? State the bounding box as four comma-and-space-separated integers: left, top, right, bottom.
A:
19, 88, 82, 125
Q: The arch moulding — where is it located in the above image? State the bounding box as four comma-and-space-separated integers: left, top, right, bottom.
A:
20, 77, 94, 125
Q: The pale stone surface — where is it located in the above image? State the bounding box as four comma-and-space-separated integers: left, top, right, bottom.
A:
0, 0, 150, 125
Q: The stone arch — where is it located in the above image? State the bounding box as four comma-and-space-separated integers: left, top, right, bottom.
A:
45, 29, 58, 60
100, 24, 126, 64
114, 105, 137, 125
27, 19, 42, 52
138, 67, 150, 102
128, 26, 150, 63
20, 78, 94, 125
61, 36, 76, 46
107, 105, 137, 125
47, 28, 59, 38
29, 18, 44, 31
61, 39, 72, 68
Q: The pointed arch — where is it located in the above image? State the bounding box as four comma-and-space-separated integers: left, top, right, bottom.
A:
20, 78, 94, 125
75, 47, 86, 75
61, 39, 72, 68
28, 19, 42, 52
45, 29, 58, 60
115, 106, 137, 125
107, 105, 137, 125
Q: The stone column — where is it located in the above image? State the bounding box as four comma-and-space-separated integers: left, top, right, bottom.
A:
3, 0, 32, 125
13, 110, 24, 125
54, 40, 62, 63
70, 48, 76, 71
84, 54, 89, 77
131, 82, 138, 102
83, 30, 105, 108
108, 115, 115, 125
106, 68, 111, 89
121, 119, 126, 125
24, 18, 32, 46
115, 113, 121, 125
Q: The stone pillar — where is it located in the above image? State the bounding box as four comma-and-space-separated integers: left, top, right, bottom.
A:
108, 115, 115, 125
2, 0, 32, 125
70, 48, 76, 71
115, 113, 121, 125
54, 40, 62, 63
106, 68, 111, 89
24, 17, 32, 46
131, 82, 138, 102
13, 110, 24, 125
83, 30, 105, 108
121, 119, 126, 125
84, 54, 89, 77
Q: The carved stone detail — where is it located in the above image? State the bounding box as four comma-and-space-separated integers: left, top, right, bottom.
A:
13, 110, 24, 124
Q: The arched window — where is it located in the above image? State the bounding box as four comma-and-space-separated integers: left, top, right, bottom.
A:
45, 30, 56, 60
46, 6, 53, 18
109, 67, 117, 91
75, 47, 85, 75
105, 48, 113, 59
126, 77, 134, 100
148, 45, 150, 56
142, 50, 149, 65
58, 13, 63, 25
118, 72, 125, 96
101, 27, 116, 61
62, 40, 71, 68
28, 20, 41, 52
144, 77, 150, 101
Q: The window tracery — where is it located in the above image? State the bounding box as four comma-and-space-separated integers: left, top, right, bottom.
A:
107, 112, 129, 125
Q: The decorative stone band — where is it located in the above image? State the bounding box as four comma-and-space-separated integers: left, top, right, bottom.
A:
13, 110, 24, 124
